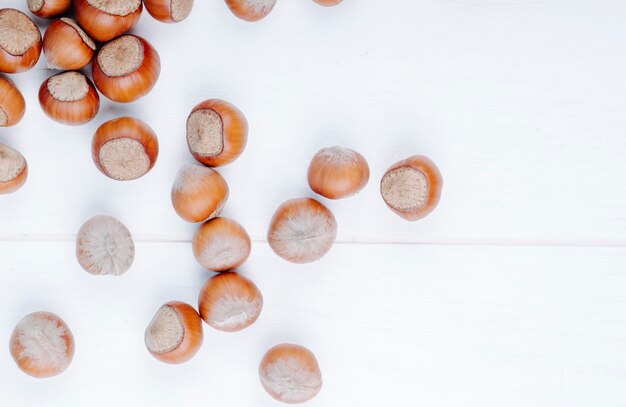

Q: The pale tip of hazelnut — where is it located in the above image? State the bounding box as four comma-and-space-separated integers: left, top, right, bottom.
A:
10, 311, 75, 378
76, 215, 135, 276
267, 198, 338, 264
193, 217, 251, 272
259, 343, 323, 404
198, 272, 263, 332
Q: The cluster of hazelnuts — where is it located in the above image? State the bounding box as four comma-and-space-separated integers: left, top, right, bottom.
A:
2, 0, 443, 404
0, 0, 346, 190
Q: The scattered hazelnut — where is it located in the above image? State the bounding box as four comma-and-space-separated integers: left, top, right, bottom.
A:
193, 217, 251, 272
39, 71, 100, 125
92, 34, 161, 103
76, 215, 135, 276
259, 343, 322, 404
92, 117, 159, 181
42, 18, 96, 70
10, 311, 75, 378
145, 301, 204, 364
380, 155, 443, 221
186, 99, 248, 167
0, 143, 28, 194
307, 146, 369, 199
171, 164, 229, 223
267, 198, 337, 264
198, 271, 263, 332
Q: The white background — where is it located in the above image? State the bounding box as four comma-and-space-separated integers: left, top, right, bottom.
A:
1, 0, 626, 405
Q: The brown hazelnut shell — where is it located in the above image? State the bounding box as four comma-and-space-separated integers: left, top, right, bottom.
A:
144, 0, 194, 23
186, 98, 248, 167
92, 117, 159, 180
145, 301, 204, 364
43, 18, 95, 70
92, 35, 161, 103
39, 71, 100, 125
0, 9, 42, 74
28, 0, 72, 18
307, 146, 370, 199
0, 75, 26, 127
74, 0, 143, 42
267, 197, 337, 264
171, 164, 229, 223
10, 311, 75, 378
192, 217, 251, 272
380, 155, 443, 221
225, 0, 277, 22
198, 271, 263, 332
0, 143, 28, 195
313, 0, 344, 5
259, 343, 323, 404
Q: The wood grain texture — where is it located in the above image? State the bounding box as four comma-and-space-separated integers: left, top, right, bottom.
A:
0, 0, 625, 405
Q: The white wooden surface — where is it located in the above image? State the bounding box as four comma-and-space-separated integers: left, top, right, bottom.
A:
1, 0, 625, 406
